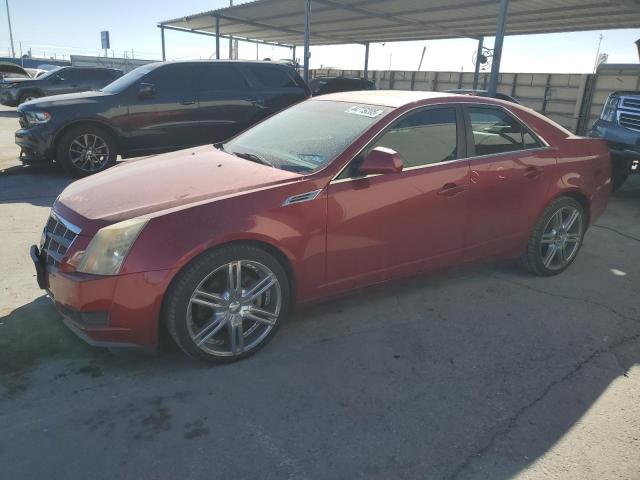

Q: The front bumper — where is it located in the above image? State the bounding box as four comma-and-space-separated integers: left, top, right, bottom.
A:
31, 244, 178, 349
590, 121, 640, 172
15, 124, 56, 162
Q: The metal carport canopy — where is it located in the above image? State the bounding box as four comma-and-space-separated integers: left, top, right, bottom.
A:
158, 0, 640, 92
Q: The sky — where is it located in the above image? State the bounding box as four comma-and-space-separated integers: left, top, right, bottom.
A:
2, 0, 639, 74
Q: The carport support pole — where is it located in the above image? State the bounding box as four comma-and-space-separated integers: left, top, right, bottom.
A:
488, 0, 509, 97
472, 36, 483, 90
364, 42, 370, 80
292, 45, 296, 63
160, 26, 166, 61
303, 0, 311, 82
215, 15, 220, 60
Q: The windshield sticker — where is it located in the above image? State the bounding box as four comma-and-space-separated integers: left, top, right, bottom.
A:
344, 105, 385, 118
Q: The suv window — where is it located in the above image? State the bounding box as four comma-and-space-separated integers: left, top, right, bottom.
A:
468, 107, 541, 156
144, 64, 193, 96
371, 107, 458, 168
194, 63, 248, 92
245, 65, 296, 89
52, 68, 74, 82
78, 69, 113, 81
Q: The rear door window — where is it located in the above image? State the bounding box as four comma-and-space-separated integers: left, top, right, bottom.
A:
467, 107, 542, 156
244, 65, 297, 89
194, 63, 248, 93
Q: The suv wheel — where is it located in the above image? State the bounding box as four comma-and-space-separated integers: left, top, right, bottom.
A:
163, 245, 290, 363
520, 197, 586, 276
56, 125, 117, 177
18, 92, 42, 104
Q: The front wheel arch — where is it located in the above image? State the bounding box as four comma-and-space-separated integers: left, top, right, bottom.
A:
53, 120, 121, 158
18, 90, 44, 103
158, 239, 297, 344
160, 241, 293, 362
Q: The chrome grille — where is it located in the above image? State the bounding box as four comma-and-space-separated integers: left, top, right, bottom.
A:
618, 96, 640, 132
41, 212, 81, 268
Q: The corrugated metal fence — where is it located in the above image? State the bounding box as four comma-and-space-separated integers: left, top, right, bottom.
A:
313, 64, 640, 135
70, 55, 156, 73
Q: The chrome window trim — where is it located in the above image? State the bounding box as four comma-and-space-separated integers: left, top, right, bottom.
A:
329, 100, 550, 185
465, 145, 554, 163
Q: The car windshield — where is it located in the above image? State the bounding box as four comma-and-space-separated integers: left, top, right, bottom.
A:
101, 64, 156, 94
223, 100, 392, 173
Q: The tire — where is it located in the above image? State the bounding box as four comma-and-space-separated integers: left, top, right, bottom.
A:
18, 92, 41, 104
163, 244, 290, 363
56, 125, 117, 177
520, 197, 586, 276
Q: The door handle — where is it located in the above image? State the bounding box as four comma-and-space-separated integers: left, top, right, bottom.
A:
524, 166, 543, 179
180, 100, 196, 105
437, 183, 467, 197
248, 97, 266, 106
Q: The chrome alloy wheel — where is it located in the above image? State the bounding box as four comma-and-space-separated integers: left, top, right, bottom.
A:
539, 205, 583, 271
186, 260, 282, 357
68, 133, 110, 172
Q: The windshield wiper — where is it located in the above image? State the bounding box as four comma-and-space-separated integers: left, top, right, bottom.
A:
231, 151, 275, 168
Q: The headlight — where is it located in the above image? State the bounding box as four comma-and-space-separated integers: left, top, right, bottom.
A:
24, 111, 51, 125
76, 218, 148, 275
600, 95, 619, 122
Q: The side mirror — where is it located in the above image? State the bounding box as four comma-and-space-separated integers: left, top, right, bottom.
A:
359, 146, 404, 175
138, 82, 156, 99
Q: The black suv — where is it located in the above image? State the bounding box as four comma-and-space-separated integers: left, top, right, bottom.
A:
309, 76, 375, 96
16, 60, 311, 176
590, 91, 640, 190
1, 66, 123, 106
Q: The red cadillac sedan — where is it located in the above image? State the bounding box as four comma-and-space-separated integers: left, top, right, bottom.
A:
31, 91, 611, 363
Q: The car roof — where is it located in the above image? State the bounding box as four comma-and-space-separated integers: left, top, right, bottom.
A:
312, 90, 464, 107
70, 66, 120, 70
151, 59, 293, 68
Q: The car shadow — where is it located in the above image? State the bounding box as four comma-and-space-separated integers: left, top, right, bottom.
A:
1, 253, 638, 478
0, 164, 74, 207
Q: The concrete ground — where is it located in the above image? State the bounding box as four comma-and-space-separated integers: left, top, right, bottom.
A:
1, 104, 639, 480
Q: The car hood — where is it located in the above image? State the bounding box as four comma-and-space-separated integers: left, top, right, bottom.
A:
55, 146, 302, 231
22, 90, 110, 109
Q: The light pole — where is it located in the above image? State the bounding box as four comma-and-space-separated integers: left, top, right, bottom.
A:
5, 0, 16, 58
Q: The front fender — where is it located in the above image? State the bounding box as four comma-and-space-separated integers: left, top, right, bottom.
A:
122, 184, 328, 303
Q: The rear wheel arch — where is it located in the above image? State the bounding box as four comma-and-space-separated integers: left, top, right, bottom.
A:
551, 189, 591, 225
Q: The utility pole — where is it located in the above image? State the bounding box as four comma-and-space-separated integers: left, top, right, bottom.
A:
592, 33, 604, 73
5, 0, 16, 58
417, 45, 426, 71
228, 0, 234, 59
